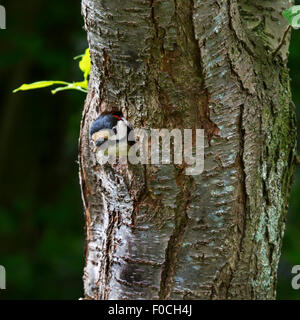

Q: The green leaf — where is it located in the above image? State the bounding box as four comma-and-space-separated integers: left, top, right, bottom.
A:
77, 48, 90, 80
13, 48, 90, 95
13, 81, 69, 93
283, 5, 300, 29
51, 81, 88, 94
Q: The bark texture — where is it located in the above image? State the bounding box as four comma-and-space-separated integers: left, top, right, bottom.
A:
79, 0, 297, 299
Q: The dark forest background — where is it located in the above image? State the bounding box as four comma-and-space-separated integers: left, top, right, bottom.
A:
0, 1, 299, 299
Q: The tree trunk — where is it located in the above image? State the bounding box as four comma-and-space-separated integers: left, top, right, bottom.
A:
79, 0, 297, 300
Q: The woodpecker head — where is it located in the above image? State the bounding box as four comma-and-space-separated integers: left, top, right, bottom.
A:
90, 112, 134, 155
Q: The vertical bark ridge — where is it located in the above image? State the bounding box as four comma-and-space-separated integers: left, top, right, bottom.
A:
158, 168, 192, 299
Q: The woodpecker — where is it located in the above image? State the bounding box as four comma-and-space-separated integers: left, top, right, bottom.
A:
90, 112, 134, 156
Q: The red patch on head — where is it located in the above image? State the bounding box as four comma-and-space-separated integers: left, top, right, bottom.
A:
113, 115, 122, 120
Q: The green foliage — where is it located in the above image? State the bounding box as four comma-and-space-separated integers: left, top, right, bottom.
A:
1, 0, 86, 300
75, 48, 91, 82
13, 48, 90, 94
283, 6, 300, 29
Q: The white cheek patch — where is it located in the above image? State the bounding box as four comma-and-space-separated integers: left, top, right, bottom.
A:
110, 121, 128, 141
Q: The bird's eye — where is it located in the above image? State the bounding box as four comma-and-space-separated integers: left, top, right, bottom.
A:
95, 138, 105, 147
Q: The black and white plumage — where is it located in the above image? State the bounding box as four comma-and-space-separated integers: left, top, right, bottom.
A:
90, 112, 134, 156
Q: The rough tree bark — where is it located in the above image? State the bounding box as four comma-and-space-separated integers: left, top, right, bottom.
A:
79, 0, 297, 300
